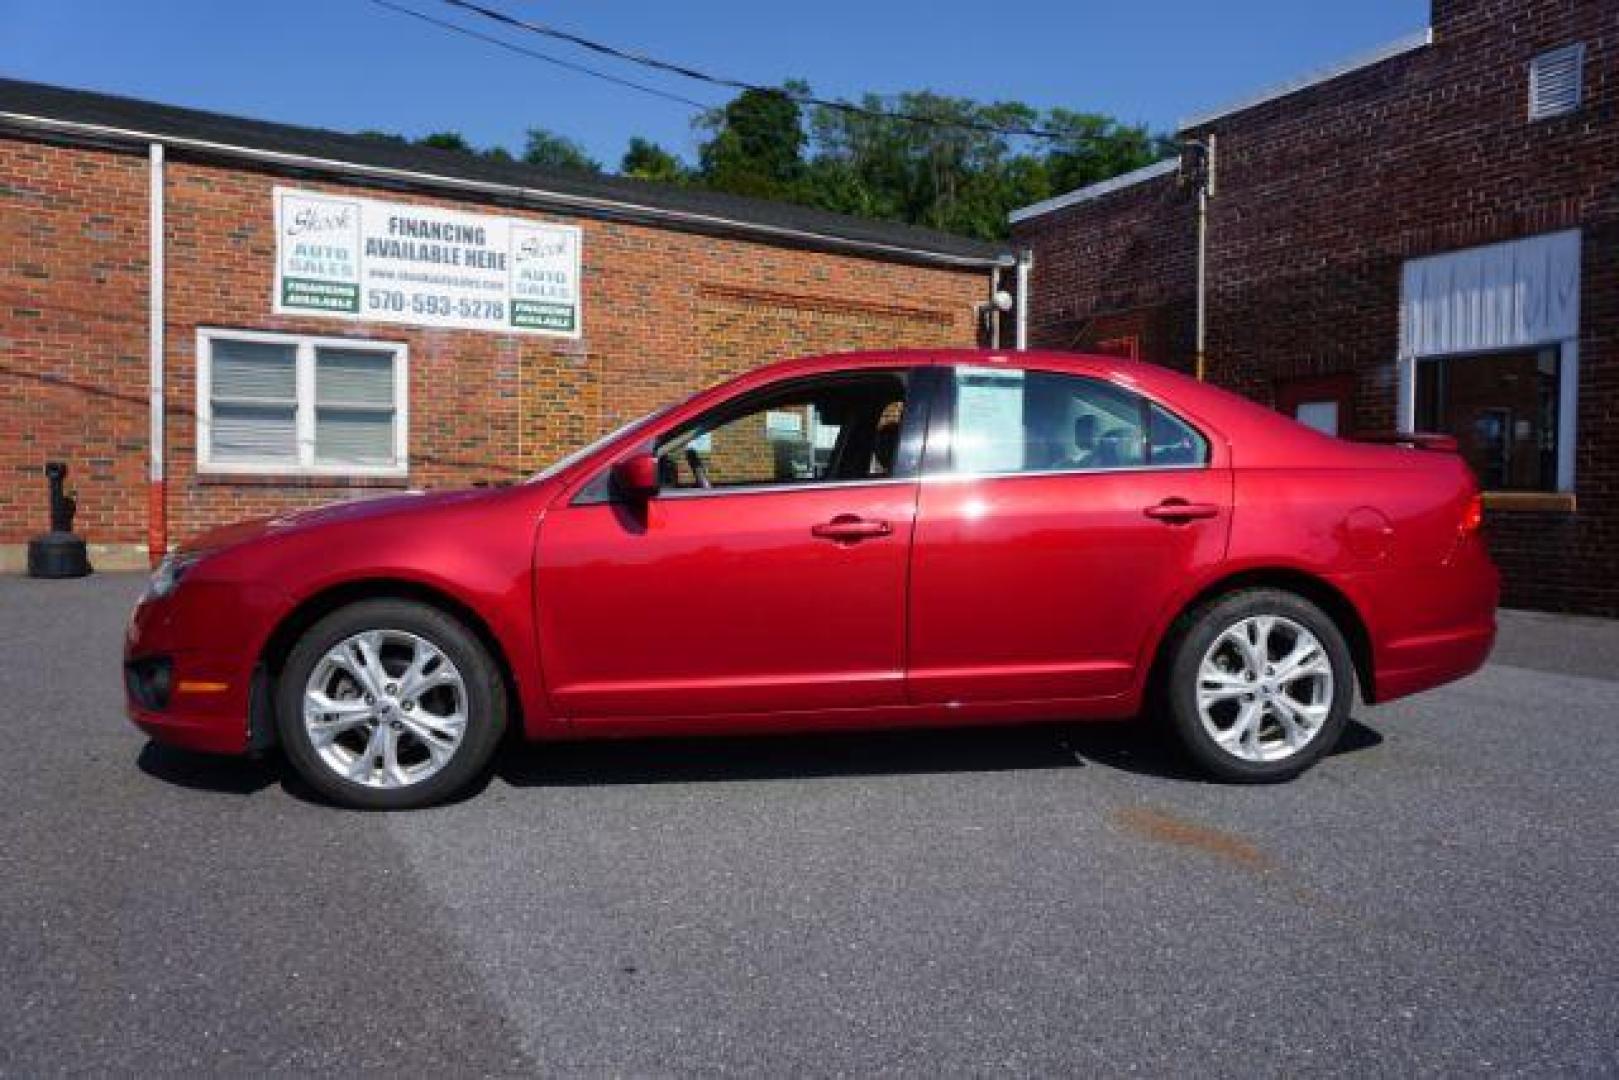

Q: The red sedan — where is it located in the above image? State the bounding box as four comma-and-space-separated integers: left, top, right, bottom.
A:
125, 350, 1498, 808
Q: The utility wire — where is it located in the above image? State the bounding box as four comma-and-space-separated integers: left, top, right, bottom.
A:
366, 0, 716, 112
437, 0, 1092, 141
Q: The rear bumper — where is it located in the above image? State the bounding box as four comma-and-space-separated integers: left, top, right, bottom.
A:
1374, 620, 1497, 702
1342, 537, 1499, 704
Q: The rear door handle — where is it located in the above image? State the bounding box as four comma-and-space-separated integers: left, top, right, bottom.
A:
1144, 499, 1220, 522
811, 515, 893, 543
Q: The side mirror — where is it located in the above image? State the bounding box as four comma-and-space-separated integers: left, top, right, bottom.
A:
611, 453, 661, 501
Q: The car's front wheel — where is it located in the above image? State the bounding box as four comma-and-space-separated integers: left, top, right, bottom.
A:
276, 599, 507, 809
1163, 589, 1354, 782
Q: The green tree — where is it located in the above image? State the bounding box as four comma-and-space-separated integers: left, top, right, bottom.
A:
1042, 110, 1169, 194
356, 88, 1172, 242
799, 91, 1049, 239
620, 137, 688, 184
789, 88, 1173, 240
416, 131, 475, 154
697, 86, 806, 198
522, 129, 602, 173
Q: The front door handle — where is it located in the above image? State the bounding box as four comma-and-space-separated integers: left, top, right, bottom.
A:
811, 515, 893, 543
1144, 499, 1220, 523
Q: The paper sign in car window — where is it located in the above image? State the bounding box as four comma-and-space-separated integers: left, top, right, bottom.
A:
765, 410, 806, 442
954, 366, 1026, 473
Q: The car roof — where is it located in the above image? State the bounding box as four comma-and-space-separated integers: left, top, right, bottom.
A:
741, 348, 1202, 396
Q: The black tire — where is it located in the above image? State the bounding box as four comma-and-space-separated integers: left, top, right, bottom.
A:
275, 599, 507, 809
1162, 588, 1354, 783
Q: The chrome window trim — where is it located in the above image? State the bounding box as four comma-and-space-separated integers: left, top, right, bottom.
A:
921, 462, 1210, 484
654, 476, 917, 500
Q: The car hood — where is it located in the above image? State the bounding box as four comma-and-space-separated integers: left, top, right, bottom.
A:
177, 488, 495, 555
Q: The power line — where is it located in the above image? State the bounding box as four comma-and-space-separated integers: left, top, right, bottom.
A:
437, 0, 1090, 141
366, 0, 716, 113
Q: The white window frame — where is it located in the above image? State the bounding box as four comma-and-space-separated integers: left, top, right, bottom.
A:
1405, 344, 1574, 494
1397, 230, 1581, 492
196, 327, 409, 477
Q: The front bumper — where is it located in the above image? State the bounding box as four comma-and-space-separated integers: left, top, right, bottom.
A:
124, 579, 289, 755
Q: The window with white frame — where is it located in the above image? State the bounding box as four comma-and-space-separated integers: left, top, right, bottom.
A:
198, 330, 407, 475
1398, 230, 1581, 493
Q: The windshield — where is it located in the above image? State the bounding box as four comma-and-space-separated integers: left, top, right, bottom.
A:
527, 400, 682, 483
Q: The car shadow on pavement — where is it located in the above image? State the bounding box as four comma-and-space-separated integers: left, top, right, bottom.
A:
495, 717, 1384, 789
133, 717, 1383, 802
136, 741, 283, 796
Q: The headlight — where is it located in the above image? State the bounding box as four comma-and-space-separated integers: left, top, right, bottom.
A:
144, 552, 206, 601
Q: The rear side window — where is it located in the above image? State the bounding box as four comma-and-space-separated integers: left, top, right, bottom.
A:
949, 366, 1207, 475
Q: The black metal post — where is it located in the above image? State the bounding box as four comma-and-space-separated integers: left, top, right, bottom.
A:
27, 461, 92, 578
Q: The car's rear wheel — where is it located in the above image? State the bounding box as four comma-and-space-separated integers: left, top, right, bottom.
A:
1163, 589, 1353, 782
276, 599, 506, 809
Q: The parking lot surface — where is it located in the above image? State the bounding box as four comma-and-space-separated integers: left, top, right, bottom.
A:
2, 573, 1615, 1076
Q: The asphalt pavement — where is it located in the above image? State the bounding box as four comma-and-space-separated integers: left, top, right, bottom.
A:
1, 573, 1615, 1076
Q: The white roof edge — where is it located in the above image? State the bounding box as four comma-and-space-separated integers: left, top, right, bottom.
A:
1178, 27, 1433, 131
1008, 158, 1179, 224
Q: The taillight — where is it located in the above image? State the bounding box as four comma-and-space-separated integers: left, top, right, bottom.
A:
1460, 493, 1484, 536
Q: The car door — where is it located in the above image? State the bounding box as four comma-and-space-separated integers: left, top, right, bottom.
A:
907, 362, 1231, 706
535, 367, 926, 721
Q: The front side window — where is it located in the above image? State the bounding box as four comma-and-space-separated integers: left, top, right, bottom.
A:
950, 366, 1207, 476
1415, 347, 1559, 492
656, 372, 912, 491
199, 330, 407, 475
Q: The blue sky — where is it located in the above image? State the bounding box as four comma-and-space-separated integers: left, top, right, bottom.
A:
1, 0, 1427, 167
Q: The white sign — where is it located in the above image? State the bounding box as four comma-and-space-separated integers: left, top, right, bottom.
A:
765, 410, 806, 441
273, 187, 582, 337
953, 366, 1026, 473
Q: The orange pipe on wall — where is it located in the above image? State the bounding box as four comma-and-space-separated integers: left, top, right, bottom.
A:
147, 480, 166, 567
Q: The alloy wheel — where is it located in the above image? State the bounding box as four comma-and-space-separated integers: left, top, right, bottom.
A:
302, 629, 468, 789
1195, 614, 1334, 763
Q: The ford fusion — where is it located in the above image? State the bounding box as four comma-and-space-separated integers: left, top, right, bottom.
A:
126, 350, 1498, 808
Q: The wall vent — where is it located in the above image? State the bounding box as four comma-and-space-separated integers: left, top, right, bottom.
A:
1529, 44, 1585, 120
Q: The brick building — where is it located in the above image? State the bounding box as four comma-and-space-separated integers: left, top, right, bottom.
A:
0, 79, 1006, 570
1011, 0, 1617, 615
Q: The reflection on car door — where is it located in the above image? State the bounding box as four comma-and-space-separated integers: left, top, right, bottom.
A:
907, 364, 1232, 706
535, 369, 924, 721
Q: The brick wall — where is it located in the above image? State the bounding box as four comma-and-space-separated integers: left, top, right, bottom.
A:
1018, 174, 1196, 371
1013, 0, 1619, 615
0, 140, 987, 553
0, 139, 150, 545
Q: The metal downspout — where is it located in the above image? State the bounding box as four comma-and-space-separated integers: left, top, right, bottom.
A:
1014, 248, 1032, 351
148, 142, 166, 566
1194, 134, 1216, 382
